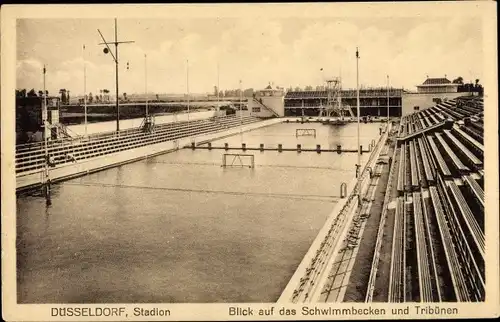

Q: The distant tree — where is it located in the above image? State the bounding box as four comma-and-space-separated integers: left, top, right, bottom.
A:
219, 90, 224, 98
294, 86, 302, 91
243, 88, 254, 97
88, 92, 93, 103
38, 90, 44, 97
214, 86, 218, 96
123, 92, 127, 101
16, 89, 27, 97
27, 89, 37, 97
96, 95, 100, 103
67, 90, 70, 103
452, 76, 464, 84
59, 89, 67, 104
305, 85, 313, 91
156, 94, 159, 101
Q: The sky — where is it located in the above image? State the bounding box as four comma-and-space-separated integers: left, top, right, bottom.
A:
16, 14, 483, 96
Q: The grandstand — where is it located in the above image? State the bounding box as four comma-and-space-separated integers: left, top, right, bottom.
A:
15, 114, 262, 181
367, 95, 485, 302
284, 88, 404, 117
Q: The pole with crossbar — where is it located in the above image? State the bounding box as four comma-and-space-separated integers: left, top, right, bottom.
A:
97, 18, 135, 133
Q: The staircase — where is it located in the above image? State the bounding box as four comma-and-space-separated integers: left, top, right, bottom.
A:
253, 98, 280, 117
52, 123, 81, 140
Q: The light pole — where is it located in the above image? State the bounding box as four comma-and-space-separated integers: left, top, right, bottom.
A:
97, 18, 135, 133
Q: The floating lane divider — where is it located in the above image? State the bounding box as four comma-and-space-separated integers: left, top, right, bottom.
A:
189, 144, 371, 153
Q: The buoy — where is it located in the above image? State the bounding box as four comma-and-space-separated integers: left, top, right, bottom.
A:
278, 144, 283, 152
297, 144, 301, 153
242, 143, 246, 151
208, 142, 212, 150
224, 143, 229, 150
337, 145, 342, 154
316, 144, 321, 153
260, 143, 264, 152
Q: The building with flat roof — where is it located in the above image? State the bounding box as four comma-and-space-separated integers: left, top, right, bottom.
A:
416, 77, 460, 94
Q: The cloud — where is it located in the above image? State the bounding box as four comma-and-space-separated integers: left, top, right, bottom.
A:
16, 16, 483, 96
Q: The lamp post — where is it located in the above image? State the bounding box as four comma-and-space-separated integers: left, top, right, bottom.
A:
97, 18, 134, 133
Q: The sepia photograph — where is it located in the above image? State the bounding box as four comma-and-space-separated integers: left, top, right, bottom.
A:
2, 2, 499, 321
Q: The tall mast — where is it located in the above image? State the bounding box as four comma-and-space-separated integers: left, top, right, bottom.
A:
83, 45, 88, 137
187, 59, 190, 129
145, 53, 148, 117
97, 18, 135, 133
356, 47, 361, 206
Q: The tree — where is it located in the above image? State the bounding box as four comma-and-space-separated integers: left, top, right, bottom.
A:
27, 89, 37, 97
59, 89, 67, 104
294, 86, 302, 91
452, 76, 464, 84
156, 94, 160, 101
305, 85, 313, 91
88, 92, 93, 103
123, 92, 127, 101
16, 89, 27, 98
243, 88, 254, 97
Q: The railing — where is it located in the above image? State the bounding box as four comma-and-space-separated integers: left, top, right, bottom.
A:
16, 115, 262, 174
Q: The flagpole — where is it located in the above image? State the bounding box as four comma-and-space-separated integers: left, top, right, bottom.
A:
43, 64, 50, 201
217, 63, 220, 111
187, 59, 190, 130
145, 54, 148, 117
356, 47, 361, 206
83, 44, 88, 137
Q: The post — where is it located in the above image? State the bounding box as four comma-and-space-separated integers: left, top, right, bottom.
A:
115, 18, 119, 133
145, 54, 148, 117
356, 47, 361, 207
83, 44, 88, 137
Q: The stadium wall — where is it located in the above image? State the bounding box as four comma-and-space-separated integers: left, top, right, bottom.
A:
401, 92, 465, 116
